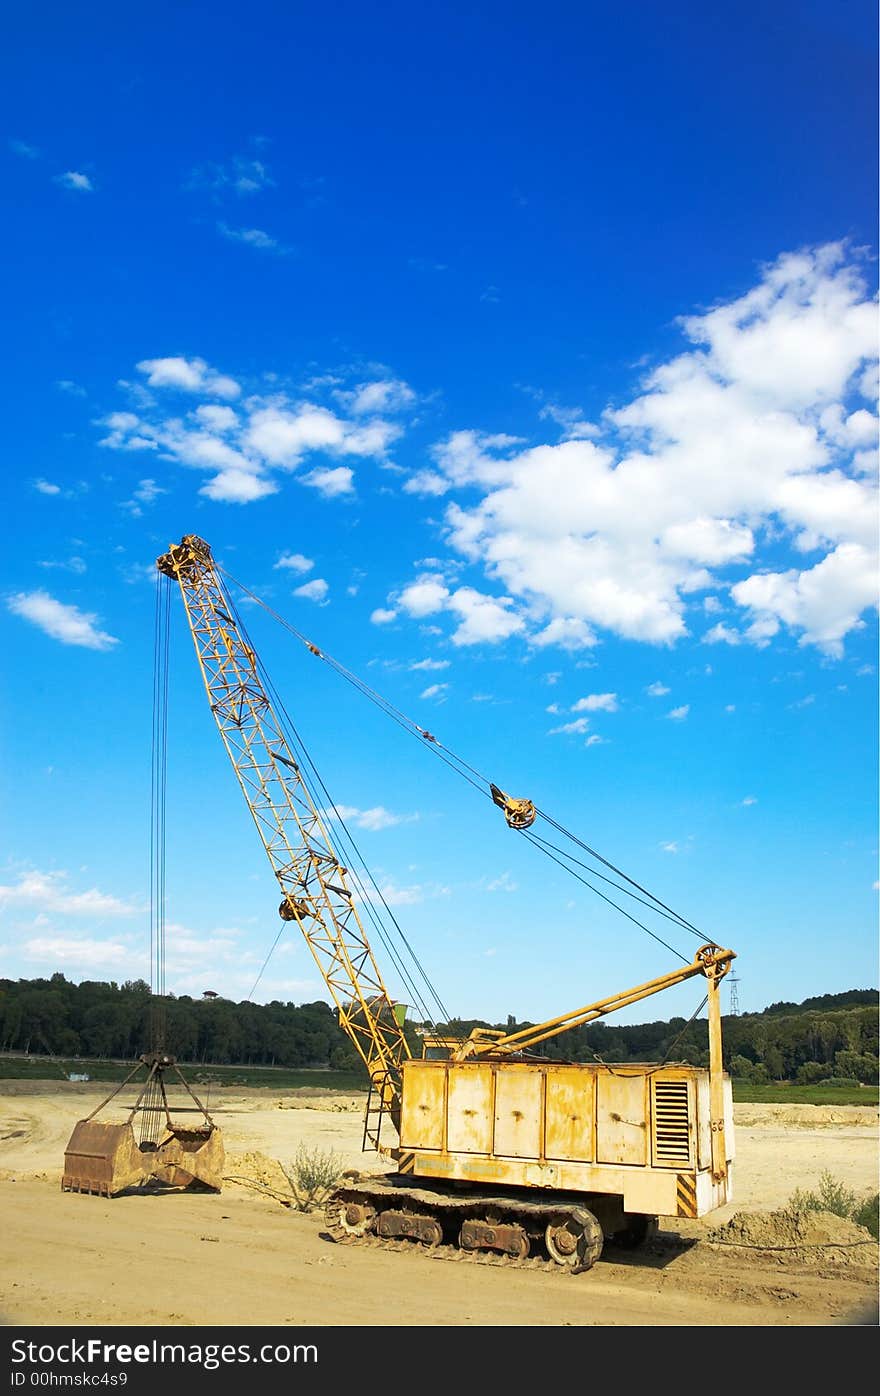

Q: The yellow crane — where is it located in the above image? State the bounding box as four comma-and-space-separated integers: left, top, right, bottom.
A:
155, 533, 736, 1271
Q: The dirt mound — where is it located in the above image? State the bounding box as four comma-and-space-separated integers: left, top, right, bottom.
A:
222, 1150, 293, 1200
707, 1208, 877, 1265
274, 1095, 363, 1112
733, 1103, 878, 1129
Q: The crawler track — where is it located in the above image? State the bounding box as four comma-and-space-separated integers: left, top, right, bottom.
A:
323, 1177, 608, 1273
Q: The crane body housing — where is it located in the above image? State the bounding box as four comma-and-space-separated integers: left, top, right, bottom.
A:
157, 534, 735, 1270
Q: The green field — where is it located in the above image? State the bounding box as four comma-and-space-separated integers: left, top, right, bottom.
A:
731, 1081, 878, 1106
0, 1055, 369, 1092
1, 1054, 876, 1105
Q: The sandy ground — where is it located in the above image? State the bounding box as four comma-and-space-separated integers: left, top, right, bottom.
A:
0, 1081, 877, 1329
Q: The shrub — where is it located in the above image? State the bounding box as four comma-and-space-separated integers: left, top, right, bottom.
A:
282, 1143, 344, 1212
786, 1170, 878, 1238
852, 1193, 879, 1240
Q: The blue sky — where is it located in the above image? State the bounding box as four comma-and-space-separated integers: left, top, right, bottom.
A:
1, 0, 877, 1029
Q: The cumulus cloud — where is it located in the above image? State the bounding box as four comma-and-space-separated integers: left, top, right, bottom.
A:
55, 171, 93, 192
274, 552, 313, 573
7, 591, 118, 650
392, 243, 879, 655
98, 361, 417, 504
667, 705, 690, 720
33, 479, 61, 495
136, 356, 240, 399
646, 681, 670, 696
370, 607, 397, 624
570, 693, 618, 712
0, 869, 135, 918
391, 573, 524, 646
549, 717, 591, 735
293, 578, 329, 603
338, 379, 416, 415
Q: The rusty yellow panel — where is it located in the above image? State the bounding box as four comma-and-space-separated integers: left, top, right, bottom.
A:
493, 1067, 543, 1158
446, 1064, 494, 1154
544, 1066, 594, 1163
399, 1061, 445, 1151
596, 1072, 648, 1165
695, 1073, 712, 1170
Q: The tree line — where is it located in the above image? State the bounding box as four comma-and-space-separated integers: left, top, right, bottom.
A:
0, 974, 876, 1084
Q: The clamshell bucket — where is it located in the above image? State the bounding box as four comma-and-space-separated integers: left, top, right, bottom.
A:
61, 1053, 224, 1197
62, 1119, 225, 1197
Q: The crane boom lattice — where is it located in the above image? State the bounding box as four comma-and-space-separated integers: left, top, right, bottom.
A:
157, 534, 409, 1123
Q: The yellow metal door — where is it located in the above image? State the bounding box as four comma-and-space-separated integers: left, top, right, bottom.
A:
493, 1067, 543, 1159
544, 1066, 595, 1163
446, 1065, 494, 1154
596, 1073, 648, 1165
399, 1062, 445, 1151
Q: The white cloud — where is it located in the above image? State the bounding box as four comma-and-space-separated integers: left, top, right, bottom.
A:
486, 871, 518, 893
193, 404, 239, 432
549, 717, 590, 735
293, 578, 329, 603
303, 465, 354, 497
333, 805, 418, 831
409, 658, 450, 671
741, 796, 758, 806
200, 470, 277, 503
369, 879, 450, 907
389, 244, 879, 655
218, 222, 285, 253
189, 155, 274, 196
56, 379, 86, 397
420, 683, 448, 700
274, 552, 313, 573
370, 607, 397, 624
571, 692, 618, 712
667, 705, 690, 720
55, 171, 93, 192
446, 588, 524, 646
33, 479, 61, 495
21, 936, 134, 970
398, 576, 450, 617
704, 622, 742, 645
585, 734, 606, 746
7, 591, 118, 650
122, 478, 165, 516
646, 681, 670, 696
10, 138, 39, 158
342, 379, 416, 415
0, 869, 135, 918
659, 841, 678, 854
136, 356, 240, 399
38, 556, 86, 575
99, 365, 416, 506
530, 617, 597, 650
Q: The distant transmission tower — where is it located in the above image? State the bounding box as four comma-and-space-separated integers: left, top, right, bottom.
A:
728, 974, 740, 1016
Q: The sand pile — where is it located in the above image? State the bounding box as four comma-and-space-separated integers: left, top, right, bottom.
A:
707, 1208, 877, 1264
222, 1150, 293, 1200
